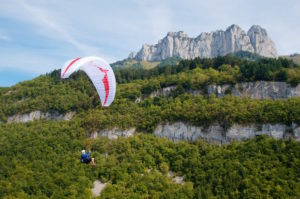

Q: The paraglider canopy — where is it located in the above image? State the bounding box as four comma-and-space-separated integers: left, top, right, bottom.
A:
61, 56, 116, 107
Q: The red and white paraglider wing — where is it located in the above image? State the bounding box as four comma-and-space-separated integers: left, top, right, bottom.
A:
80, 58, 116, 107
60, 56, 116, 107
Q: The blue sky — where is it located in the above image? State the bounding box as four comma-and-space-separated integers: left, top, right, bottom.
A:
0, 0, 299, 87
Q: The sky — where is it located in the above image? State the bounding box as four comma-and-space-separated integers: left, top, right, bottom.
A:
0, 0, 299, 87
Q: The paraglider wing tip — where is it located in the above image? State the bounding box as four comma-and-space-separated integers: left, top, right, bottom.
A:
61, 57, 81, 79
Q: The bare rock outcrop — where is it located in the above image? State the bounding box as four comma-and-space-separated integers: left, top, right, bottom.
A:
154, 122, 297, 144
6, 111, 75, 124
150, 82, 300, 100
91, 180, 107, 197
207, 81, 300, 99
91, 127, 136, 139
154, 122, 224, 143
150, 85, 177, 98
248, 25, 278, 57
89, 122, 299, 143
292, 123, 300, 141
132, 25, 277, 61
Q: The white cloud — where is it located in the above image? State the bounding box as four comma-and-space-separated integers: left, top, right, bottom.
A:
18, 0, 102, 56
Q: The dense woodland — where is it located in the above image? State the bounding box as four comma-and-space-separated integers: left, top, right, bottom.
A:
0, 121, 299, 198
114, 54, 300, 85
0, 54, 300, 198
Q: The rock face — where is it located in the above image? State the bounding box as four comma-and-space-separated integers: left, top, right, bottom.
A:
91, 180, 107, 197
154, 122, 225, 143
207, 81, 300, 99
168, 171, 185, 184
154, 122, 297, 144
93, 127, 136, 139
149, 82, 300, 100
247, 25, 277, 57
7, 111, 75, 124
93, 122, 298, 143
132, 25, 277, 61
150, 86, 177, 98
292, 123, 300, 141
128, 51, 137, 59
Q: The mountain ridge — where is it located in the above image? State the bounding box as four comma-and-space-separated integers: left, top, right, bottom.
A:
130, 24, 277, 61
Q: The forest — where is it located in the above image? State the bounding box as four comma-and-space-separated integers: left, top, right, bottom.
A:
0, 55, 300, 198
0, 121, 299, 198
114, 54, 300, 85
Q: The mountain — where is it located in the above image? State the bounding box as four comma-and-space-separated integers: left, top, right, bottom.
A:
130, 24, 277, 61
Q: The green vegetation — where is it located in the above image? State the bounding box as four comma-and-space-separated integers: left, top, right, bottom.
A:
282, 53, 300, 65
111, 59, 161, 70
114, 55, 300, 85
227, 51, 263, 61
1, 69, 300, 131
0, 121, 299, 198
81, 96, 300, 133
111, 57, 181, 70
1, 55, 300, 198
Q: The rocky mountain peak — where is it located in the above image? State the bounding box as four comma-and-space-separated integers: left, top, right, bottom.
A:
128, 51, 137, 59
167, 31, 188, 38
226, 24, 243, 32
248, 25, 268, 36
131, 24, 277, 61
247, 25, 277, 57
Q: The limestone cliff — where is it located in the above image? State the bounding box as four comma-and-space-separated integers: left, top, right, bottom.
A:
88, 122, 299, 144
89, 128, 136, 140
207, 81, 300, 99
132, 25, 277, 61
154, 122, 299, 144
5, 111, 75, 124
148, 81, 300, 100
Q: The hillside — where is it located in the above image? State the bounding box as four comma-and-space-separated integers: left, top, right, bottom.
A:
1, 56, 300, 198
111, 59, 160, 70
227, 51, 263, 61
111, 57, 181, 70
282, 53, 300, 65
1, 123, 299, 198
